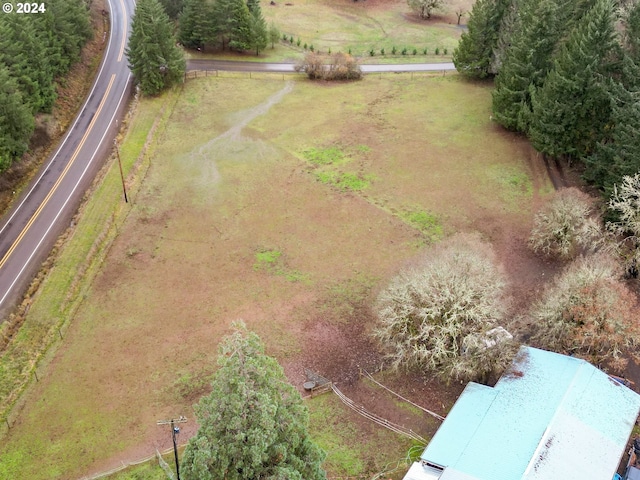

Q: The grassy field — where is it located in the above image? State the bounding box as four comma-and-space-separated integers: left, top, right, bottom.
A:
188, 0, 469, 62
0, 71, 552, 479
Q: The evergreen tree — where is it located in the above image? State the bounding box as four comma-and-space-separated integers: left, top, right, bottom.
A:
181, 323, 327, 480
452, 0, 511, 78
268, 22, 280, 49
0, 16, 56, 113
47, 0, 92, 72
248, 7, 268, 55
126, 0, 186, 95
159, 0, 184, 19
584, 57, 640, 194
227, 0, 253, 51
492, 0, 563, 131
528, 0, 619, 160
179, 0, 213, 49
625, 0, 640, 63
0, 66, 34, 172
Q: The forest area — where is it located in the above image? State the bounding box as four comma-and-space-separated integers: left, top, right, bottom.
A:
454, 0, 640, 198
0, 0, 92, 172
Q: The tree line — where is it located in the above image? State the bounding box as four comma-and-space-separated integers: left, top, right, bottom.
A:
453, 0, 640, 197
178, 0, 274, 55
126, 0, 277, 96
0, 0, 92, 172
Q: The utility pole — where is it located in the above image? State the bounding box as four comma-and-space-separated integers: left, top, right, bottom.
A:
113, 139, 128, 203
157, 416, 187, 480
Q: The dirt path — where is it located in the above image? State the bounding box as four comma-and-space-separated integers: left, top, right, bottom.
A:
185, 81, 294, 187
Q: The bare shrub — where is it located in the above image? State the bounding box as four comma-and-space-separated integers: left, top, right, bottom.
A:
608, 173, 640, 277
295, 52, 362, 81
373, 233, 517, 383
529, 253, 640, 371
529, 188, 604, 260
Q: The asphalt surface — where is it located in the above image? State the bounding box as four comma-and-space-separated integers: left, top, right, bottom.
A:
187, 59, 456, 73
0, 0, 134, 319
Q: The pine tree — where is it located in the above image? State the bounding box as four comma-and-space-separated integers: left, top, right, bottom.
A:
227, 0, 253, 51
452, 0, 512, 78
126, 0, 186, 95
0, 15, 56, 113
212, 0, 258, 52
584, 56, 640, 195
268, 22, 280, 49
248, 7, 268, 55
179, 0, 213, 50
159, 0, 184, 19
528, 0, 619, 160
625, 0, 640, 64
47, 0, 92, 72
0, 66, 34, 172
492, 0, 563, 132
181, 323, 327, 480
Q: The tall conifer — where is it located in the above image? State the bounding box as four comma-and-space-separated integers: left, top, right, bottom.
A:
181, 324, 326, 480
528, 0, 619, 159
492, 0, 562, 132
179, 0, 213, 49
0, 66, 34, 171
452, 0, 511, 78
126, 0, 186, 95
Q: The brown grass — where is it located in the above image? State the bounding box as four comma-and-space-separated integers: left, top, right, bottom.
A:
0, 73, 555, 479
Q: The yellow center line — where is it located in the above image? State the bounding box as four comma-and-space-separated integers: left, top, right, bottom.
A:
118, 0, 127, 62
0, 74, 117, 271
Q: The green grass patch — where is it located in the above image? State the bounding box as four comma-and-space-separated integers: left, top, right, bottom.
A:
254, 248, 283, 269
308, 394, 413, 477
315, 171, 372, 191
303, 146, 346, 165
253, 248, 310, 283
401, 209, 444, 242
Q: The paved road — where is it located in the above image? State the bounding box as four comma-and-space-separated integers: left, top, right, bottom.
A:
187, 59, 456, 73
0, 0, 134, 319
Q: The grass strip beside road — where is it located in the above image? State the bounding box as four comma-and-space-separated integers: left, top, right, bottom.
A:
0, 90, 176, 434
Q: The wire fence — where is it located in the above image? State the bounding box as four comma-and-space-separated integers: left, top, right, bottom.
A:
184, 69, 451, 82
331, 383, 427, 444
78, 445, 179, 480
361, 368, 445, 422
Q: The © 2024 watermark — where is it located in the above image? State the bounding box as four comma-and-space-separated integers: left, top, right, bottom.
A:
2, 2, 46, 13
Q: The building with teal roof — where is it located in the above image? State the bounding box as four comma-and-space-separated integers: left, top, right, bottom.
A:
404, 346, 640, 480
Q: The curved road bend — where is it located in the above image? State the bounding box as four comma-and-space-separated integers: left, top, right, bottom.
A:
0, 0, 134, 320
186, 59, 456, 73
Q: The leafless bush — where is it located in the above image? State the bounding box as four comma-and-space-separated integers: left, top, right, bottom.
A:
529, 253, 640, 371
608, 173, 640, 277
295, 52, 362, 81
529, 188, 604, 260
373, 233, 517, 384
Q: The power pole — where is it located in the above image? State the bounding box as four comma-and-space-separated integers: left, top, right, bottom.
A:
113, 139, 128, 203
157, 416, 187, 479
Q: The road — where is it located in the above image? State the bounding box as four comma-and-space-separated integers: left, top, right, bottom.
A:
0, 0, 134, 319
186, 59, 456, 73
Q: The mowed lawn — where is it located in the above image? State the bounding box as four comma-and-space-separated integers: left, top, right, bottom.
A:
0, 73, 550, 479
189, 0, 468, 62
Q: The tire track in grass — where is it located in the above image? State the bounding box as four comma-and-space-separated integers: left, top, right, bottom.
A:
186, 81, 295, 189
